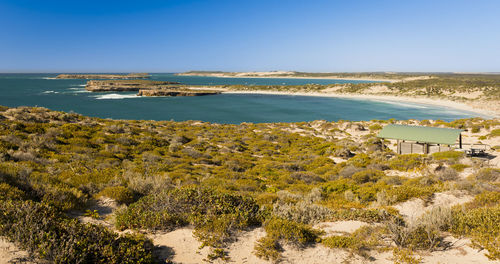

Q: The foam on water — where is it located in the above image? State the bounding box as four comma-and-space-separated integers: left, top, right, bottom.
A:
94, 94, 138, 100
373, 100, 428, 109
42, 90, 59, 94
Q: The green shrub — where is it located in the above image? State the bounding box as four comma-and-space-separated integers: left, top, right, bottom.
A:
386, 184, 438, 204
322, 225, 389, 258
272, 200, 332, 224
348, 153, 372, 168
330, 208, 393, 223
351, 169, 385, 184
369, 124, 383, 131
0, 183, 26, 201
116, 187, 262, 231
0, 200, 154, 264
489, 129, 500, 138
321, 235, 355, 248
465, 191, 500, 209
451, 205, 500, 260
450, 163, 469, 172
97, 186, 134, 204
388, 154, 424, 171
116, 187, 262, 259
387, 218, 443, 250
41, 185, 88, 211
254, 217, 323, 262
474, 168, 500, 182
432, 151, 464, 161
254, 236, 282, 262
84, 209, 101, 219
392, 248, 422, 264
263, 217, 323, 247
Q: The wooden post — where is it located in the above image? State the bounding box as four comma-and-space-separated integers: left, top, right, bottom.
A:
397, 140, 400, 154
459, 134, 462, 149
410, 142, 413, 154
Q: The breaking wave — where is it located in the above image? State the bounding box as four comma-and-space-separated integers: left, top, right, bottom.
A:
94, 94, 138, 100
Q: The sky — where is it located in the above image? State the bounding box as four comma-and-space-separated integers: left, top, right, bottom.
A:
0, 0, 499, 73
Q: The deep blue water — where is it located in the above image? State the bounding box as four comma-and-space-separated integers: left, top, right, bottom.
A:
0, 73, 483, 123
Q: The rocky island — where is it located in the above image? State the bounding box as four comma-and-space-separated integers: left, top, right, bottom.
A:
85, 80, 222, 96
56, 73, 150, 79
138, 89, 221, 96
85, 80, 180, 92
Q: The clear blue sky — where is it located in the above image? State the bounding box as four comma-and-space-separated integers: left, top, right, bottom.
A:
1, 0, 499, 72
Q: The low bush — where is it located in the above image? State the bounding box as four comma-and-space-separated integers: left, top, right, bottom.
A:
435, 167, 458, 181
0, 200, 154, 264
474, 168, 500, 182
432, 151, 464, 161
321, 235, 355, 248
489, 128, 500, 138
392, 248, 422, 264
330, 208, 393, 223
388, 154, 425, 171
450, 163, 469, 172
255, 217, 323, 261
322, 225, 389, 258
0, 183, 26, 201
386, 207, 452, 252
263, 217, 323, 247
451, 205, 500, 260
386, 183, 438, 204
351, 169, 385, 184
116, 187, 262, 259
348, 153, 372, 168
465, 191, 500, 209
387, 218, 443, 251
254, 236, 282, 262
368, 124, 383, 131
272, 200, 332, 224
97, 186, 134, 204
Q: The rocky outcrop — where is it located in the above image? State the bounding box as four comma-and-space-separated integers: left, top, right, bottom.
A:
56, 73, 150, 79
138, 89, 221, 97
85, 80, 180, 92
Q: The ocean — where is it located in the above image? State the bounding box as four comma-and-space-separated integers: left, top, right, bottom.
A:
0, 73, 482, 123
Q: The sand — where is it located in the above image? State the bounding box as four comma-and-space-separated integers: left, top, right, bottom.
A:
177, 71, 411, 82
148, 219, 500, 264
0, 238, 33, 264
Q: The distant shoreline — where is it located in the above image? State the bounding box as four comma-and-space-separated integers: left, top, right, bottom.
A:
176, 72, 401, 83
185, 74, 397, 83
221, 90, 498, 118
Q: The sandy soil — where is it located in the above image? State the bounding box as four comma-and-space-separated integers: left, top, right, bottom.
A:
394, 190, 473, 220
149, 219, 499, 264
0, 238, 34, 264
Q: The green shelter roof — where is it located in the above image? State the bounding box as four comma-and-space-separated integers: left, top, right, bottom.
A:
377, 124, 463, 145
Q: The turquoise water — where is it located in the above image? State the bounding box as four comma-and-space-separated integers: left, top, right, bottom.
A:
0, 73, 482, 123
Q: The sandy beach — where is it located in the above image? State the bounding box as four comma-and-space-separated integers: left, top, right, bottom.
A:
222, 90, 499, 118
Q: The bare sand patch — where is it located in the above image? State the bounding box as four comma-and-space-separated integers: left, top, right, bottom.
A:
0, 238, 34, 264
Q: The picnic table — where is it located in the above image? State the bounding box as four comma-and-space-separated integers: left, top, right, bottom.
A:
465, 148, 487, 157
